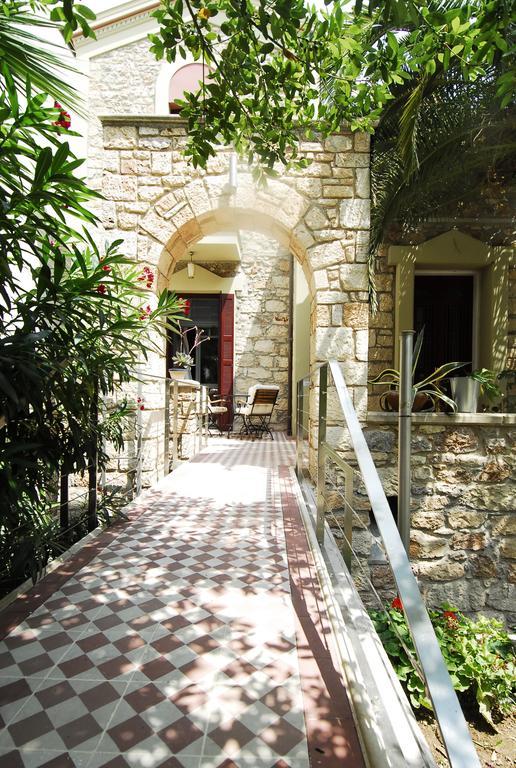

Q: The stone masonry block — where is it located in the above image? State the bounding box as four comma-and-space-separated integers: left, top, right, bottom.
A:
340, 199, 370, 230
315, 326, 354, 360
307, 241, 346, 271
104, 126, 137, 149
355, 329, 368, 362
151, 152, 172, 175
323, 185, 353, 199
340, 264, 368, 291
103, 174, 137, 201
354, 133, 371, 152
344, 302, 369, 329
324, 135, 353, 153
313, 270, 329, 290
304, 206, 329, 230
355, 168, 370, 199
140, 210, 172, 244
335, 153, 369, 168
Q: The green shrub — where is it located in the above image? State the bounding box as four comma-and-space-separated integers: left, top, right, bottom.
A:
369, 599, 515, 725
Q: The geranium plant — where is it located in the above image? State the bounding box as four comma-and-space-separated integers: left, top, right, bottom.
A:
370, 599, 515, 726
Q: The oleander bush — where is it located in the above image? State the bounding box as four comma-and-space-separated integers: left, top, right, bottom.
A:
0, 1, 186, 594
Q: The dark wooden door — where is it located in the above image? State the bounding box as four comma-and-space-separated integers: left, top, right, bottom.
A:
218, 294, 234, 429
414, 275, 473, 380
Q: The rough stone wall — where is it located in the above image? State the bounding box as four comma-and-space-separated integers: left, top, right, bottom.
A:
98, 119, 372, 452
232, 231, 290, 429
339, 419, 516, 624
508, 263, 516, 411
87, 40, 162, 191
368, 249, 395, 410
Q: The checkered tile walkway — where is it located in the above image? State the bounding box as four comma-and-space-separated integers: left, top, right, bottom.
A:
0, 434, 364, 768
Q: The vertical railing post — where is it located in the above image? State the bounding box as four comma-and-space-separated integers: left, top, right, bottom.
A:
204, 388, 209, 444
164, 378, 170, 475
316, 364, 328, 543
342, 464, 354, 569
136, 408, 143, 497
172, 380, 178, 466
398, 331, 414, 553
296, 379, 304, 478
59, 469, 69, 535
87, 380, 98, 532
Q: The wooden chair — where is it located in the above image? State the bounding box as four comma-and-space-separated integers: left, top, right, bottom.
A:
233, 384, 280, 439
207, 390, 228, 436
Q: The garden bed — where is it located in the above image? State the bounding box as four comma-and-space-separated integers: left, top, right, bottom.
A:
418, 710, 515, 768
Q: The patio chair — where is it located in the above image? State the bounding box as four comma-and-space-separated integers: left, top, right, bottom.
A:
233, 384, 280, 439
207, 390, 228, 436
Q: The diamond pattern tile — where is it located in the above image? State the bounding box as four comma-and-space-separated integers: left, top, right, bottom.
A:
0, 435, 365, 768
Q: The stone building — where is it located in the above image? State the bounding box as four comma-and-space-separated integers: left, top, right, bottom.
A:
73, 0, 515, 623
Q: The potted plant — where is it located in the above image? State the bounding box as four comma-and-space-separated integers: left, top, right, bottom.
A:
449, 367, 503, 413
369, 329, 465, 412
169, 325, 209, 381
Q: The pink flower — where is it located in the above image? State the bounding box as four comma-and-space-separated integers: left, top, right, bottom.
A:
139, 266, 154, 286
53, 101, 71, 129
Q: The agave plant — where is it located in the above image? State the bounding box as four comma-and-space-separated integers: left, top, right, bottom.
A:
369, 328, 465, 411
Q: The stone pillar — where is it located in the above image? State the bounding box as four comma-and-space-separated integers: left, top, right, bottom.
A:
169, 380, 203, 465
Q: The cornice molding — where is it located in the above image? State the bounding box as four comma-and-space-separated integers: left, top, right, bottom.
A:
74, 1, 159, 44
100, 115, 189, 126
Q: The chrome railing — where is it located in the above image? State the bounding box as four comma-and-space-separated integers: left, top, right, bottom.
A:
296, 360, 480, 768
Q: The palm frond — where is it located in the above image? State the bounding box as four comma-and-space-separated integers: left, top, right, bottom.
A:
369, 63, 515, 269
0, 12, 84, 113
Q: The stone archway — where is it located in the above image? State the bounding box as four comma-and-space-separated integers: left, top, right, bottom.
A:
100, 118, 371, 482
138, 167, 369, 394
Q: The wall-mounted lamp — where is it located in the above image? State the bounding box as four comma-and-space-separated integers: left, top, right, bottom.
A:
187, 251, 195, 279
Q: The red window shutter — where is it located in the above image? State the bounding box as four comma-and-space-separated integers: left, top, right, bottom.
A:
218, 294, 234, 429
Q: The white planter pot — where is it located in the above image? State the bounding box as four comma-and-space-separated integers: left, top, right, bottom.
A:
449, 377, 480, 413
169, 368, 190, 381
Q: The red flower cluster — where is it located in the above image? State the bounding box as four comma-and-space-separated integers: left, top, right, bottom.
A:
101, 264, 111, 272
391, 596, 403, 612
139, 304, 151, 320
53, 101, 71, 129
182, 298, 191, 317
443, 610, 459, 627
137, 397, 145, 411
138, 266, 154, 289
96, 284, 107, 295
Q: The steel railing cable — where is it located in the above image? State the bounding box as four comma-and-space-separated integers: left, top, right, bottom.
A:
295, 360, 482, 768
322, 468, 426, 681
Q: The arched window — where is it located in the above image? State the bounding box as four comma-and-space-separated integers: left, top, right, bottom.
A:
168, 63, 209, 114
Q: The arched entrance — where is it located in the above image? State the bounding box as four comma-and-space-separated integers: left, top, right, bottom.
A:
100, 119, 371, 483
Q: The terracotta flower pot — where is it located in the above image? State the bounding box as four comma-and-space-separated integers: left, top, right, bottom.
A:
380, 391, 432, 412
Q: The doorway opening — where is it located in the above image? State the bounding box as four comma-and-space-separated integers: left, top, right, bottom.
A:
167, 294, 234, 429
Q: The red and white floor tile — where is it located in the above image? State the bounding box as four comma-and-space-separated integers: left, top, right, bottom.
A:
0, 435, 364, 768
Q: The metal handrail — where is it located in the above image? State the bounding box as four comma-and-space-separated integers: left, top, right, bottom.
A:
296, 360, 481, 768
